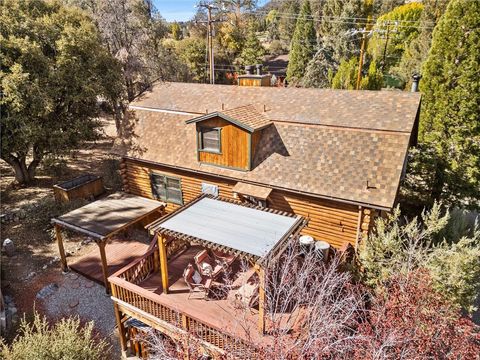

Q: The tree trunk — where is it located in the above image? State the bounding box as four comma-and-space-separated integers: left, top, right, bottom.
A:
2, 152, 42, 185
431, 159, 446, 203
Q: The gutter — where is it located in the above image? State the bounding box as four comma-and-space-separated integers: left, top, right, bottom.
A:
122, 156, 392, 212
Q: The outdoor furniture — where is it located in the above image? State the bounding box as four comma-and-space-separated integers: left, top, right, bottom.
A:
211, 249, 236, 268
233, 283, 259, 310
183, 263, 212, 300
194, 250, 223, 279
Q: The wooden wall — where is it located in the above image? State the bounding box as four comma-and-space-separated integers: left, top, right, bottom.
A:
121, 158, 373, 248
238, 76, 271, 87
197, 117, 249, 170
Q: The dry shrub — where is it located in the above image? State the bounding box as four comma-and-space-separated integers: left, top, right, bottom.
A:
0, 311, 110, 360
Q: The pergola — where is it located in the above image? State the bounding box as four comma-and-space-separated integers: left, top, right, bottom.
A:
146, 195, 307, 333
51, 192, 165, 292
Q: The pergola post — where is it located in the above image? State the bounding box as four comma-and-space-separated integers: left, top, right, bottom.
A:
97, 239, 110, 294
158, 234, 169, 294
256, 265, 266, 334
54, 224, 69, 272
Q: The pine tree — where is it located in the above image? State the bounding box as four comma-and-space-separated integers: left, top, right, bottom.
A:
301, 47, 335, 88
239, 22, 265, 66
420, 0, 480, 207
395, 0, 449, 87
318, 0, 365, 63
286, 0, 316, 84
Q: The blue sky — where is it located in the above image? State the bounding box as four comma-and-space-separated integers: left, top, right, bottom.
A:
153, 0, 269, 22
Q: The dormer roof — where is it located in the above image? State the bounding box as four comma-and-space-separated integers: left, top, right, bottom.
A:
185, 105, 271, 132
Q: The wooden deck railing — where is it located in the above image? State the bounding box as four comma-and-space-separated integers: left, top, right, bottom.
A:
109, 242, 254, 355
114, 240, 158, 285
109, 276, 252, 355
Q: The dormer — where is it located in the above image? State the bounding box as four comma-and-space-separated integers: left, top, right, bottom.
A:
185, 105, 271, 171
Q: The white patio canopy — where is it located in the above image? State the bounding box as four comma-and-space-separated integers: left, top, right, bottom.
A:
147, 195, 306, 262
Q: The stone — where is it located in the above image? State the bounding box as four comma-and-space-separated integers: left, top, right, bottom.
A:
2, 239, 15, 257
4, 295, 13, 304
69, 299, 79, 308
36, 283, 59, 299
84, 281, 95, 288
42, 265, 48, 270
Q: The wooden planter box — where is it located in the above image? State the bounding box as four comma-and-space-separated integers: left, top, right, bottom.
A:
53, 174, 104, 203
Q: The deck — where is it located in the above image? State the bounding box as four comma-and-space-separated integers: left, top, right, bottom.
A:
137, 246, 260, 339
69, 239, 149, 284
109, 244, 266, 350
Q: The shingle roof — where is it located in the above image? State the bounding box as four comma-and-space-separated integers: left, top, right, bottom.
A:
185, 105, 271, 132
132, 82, 421, 133
118, 82, 421, 209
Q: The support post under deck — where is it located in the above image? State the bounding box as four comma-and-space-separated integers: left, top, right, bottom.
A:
158, 234, 169, 294
54, 224, 69, 272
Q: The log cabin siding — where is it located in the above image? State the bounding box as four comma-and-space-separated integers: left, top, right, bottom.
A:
197, 117, 250, 170
121, 158, 364, 248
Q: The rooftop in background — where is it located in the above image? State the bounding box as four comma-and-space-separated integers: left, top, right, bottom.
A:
131, 82, 421, 133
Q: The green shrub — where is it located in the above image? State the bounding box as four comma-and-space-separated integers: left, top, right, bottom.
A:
0, 312, 110, 360
358, 202, 480, 313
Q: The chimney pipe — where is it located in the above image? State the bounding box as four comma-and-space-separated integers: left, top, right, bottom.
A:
245, 65, 253, 75
256, 64, 263, 75
411, 73, 421, 92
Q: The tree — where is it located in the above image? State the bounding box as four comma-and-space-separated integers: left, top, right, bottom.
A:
286, 0, 316, 84
0, 311, 109, 359
265, 9, 280, 41
367, 2, 424, 74
0, 0, 122, 184
419, 0, 480, 207
358, 203, 480, 313
317, 0, 365, 63
394, 0, 449, 87
174, 38, 207, 82
278, 0, 300, 44
301, 48, 334, 88
354, 270, 480, 359
304, 0, 365, 88
330, 57, 383, 90
170, 21, 182, 40
239, 22, 265, 66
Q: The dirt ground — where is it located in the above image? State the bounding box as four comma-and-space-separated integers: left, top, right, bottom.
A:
0, 118, 122, 354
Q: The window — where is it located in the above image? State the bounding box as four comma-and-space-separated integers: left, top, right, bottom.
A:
199, 127, 221, 153
150, 173, 183, 205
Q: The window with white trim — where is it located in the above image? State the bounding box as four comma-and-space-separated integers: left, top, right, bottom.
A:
150, 173, 183, 205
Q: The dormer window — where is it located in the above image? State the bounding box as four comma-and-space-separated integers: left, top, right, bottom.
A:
186, 105, 272, 171
199, 127, 221, 153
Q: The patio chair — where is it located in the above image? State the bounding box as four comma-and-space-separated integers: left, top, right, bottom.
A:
183, 263, 212, 300
233, 283, 259, 310
211, 249, 236, 268
194, 250, 223, 280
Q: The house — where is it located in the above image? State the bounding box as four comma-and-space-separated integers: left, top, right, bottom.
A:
53, 78, 421, 358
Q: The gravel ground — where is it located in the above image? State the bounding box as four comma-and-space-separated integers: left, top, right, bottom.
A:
40, 272, 115, 336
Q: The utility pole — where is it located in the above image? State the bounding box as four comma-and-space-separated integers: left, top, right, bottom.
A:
356, 0, 373, 90
197, 2, 218, 84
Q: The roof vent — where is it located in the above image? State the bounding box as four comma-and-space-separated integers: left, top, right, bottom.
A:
411, 73, 421, 92
245, 65, 253, 75
256, 64, 263, 75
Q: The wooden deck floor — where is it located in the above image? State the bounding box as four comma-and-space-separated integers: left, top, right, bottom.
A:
137, 246, 262, 342
69, 239, 149, 284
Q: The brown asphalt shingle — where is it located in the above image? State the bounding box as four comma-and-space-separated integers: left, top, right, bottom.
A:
132, 82, 421, 133
118, 82, 421, 209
